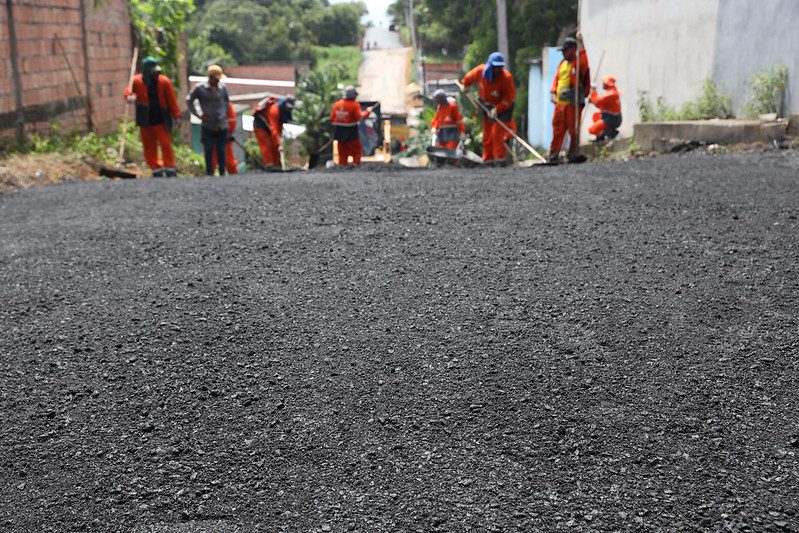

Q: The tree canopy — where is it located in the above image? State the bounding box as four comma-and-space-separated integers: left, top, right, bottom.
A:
187, 0, 367, 73
390, 0, 577, 122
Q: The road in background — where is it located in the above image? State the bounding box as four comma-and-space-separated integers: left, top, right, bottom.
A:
357, 27, 410, 115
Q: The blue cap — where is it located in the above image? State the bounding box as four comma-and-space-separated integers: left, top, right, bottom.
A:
483, 52, 506, 82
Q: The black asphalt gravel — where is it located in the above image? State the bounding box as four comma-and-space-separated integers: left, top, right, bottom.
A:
1, 152, 798, 533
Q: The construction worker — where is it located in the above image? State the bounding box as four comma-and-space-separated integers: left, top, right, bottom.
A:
187, 65, 231, 176
461, 52, 516, 165
588, 75, 622, 141
212, 102, 239, 174
549, 33, 591, 162
330, 86, 375, 166
430, 89, 465, 150
253, 95, 296, 169
124, 56, 182, 177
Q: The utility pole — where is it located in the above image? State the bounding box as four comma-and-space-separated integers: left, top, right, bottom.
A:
496, 0, 509, 60
407, 0, 425, 94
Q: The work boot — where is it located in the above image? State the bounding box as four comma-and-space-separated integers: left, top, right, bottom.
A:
152, 167, 166, 178
164, 167, 178, 178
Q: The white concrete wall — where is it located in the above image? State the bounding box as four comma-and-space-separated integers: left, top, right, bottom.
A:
712, 0, 799, 117
580, 0, 720, 137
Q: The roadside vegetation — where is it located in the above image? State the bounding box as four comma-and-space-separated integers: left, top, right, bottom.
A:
0, 124, 203, 191
638, 79, 732, 122
742, 65, 788, 118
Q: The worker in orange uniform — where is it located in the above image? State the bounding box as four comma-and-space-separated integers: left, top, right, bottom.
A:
330, 86, 376, 166
461, 52, 516, 165
549, 33, 591, 162
430, 89, 465, 150
253, 95, 295, 169
124, 56, 182, 177
212, 102, 239, 174
588, 75, 622, 141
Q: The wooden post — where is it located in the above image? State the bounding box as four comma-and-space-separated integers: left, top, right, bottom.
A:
78, 0, 94, 131
5, 0, 25, 144
573, 0, 583, 154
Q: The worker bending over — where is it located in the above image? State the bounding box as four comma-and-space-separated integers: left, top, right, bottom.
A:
124, 56, 182, 177
330, 86, 375, 166
461, 52, 515, 165
588, 75, 622, 141
549, 33, 591, 162
212, 102, 239, 174
430, 89, 464, 150
253, 95, 295, 170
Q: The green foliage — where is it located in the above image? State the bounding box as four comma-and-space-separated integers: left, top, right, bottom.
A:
309, 2, 367, 47
293, 67, 347, 156
312, 46, 362, 85
14, 122, 204, 176
637, 79, 732, 122
186, 0, 365, 74
742, 65, 788, 118
389, 0, 577, 124
129, 0, 195, 83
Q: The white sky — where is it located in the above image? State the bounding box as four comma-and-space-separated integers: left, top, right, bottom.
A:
330, 0, 393, 28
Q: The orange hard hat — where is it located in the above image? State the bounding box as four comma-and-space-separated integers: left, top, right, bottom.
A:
602, 74, 616, 87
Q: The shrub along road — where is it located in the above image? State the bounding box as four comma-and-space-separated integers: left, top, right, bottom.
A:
1, 153, 798, 532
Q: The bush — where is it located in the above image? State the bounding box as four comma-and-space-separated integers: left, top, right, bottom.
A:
638, 79, 732, 122
742, 65, 788, 118
10, 123, 204, 176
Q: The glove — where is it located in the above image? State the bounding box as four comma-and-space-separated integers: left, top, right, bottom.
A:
126, 94, 137, 103
488, 107, 498, 120
430, 128, 437, 135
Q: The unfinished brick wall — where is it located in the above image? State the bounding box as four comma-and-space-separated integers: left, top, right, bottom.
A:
0, 0, 155, 143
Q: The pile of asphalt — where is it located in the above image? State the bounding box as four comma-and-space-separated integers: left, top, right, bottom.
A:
1, 152, 797, 532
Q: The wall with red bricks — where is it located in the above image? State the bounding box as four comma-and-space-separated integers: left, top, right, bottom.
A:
0, 0, 182, 143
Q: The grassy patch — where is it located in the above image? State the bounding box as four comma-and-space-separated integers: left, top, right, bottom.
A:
638, 79, 732, 122
313, 45, 362, 85
0, 123, 204, 191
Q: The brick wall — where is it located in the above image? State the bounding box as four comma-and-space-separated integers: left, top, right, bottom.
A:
0, 0, 184, 143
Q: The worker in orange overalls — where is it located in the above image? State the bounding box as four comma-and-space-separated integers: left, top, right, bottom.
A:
461, 52, 516, 165
330, 86, 375, 166
212, 102, 239, 174
124, 56, 182, 177
430, 89, 465, 150
253, 95, 295, 169
588, 74, 622, 141
549, 33, 591, 162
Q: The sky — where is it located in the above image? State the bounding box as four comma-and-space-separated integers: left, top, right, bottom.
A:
330, 0, 393, 28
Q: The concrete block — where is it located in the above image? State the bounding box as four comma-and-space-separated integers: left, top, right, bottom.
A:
634, 119, 788, 152
787, 115, 799, 137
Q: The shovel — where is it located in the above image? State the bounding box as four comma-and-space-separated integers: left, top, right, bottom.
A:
102, 46, 139, 179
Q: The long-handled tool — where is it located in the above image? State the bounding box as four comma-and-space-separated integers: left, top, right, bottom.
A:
118, 46, 139, 164
99, 46, 139, 179
307, 138, 334, 170
579, 50, 605, 128
455, 81, 547, 164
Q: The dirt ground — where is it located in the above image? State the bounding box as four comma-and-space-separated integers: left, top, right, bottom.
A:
0, 151, 797, 532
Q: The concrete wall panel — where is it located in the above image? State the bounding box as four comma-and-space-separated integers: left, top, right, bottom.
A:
712, 0, 799, 116
580, 0, 720, 137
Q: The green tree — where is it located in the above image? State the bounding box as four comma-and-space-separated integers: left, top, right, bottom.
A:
186, 0, 366, 74
390, 0, 578, 124
310, 2, 367, 47
129, 0, 195, 82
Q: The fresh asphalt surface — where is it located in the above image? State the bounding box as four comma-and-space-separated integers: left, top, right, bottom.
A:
1, 153, 798, 532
